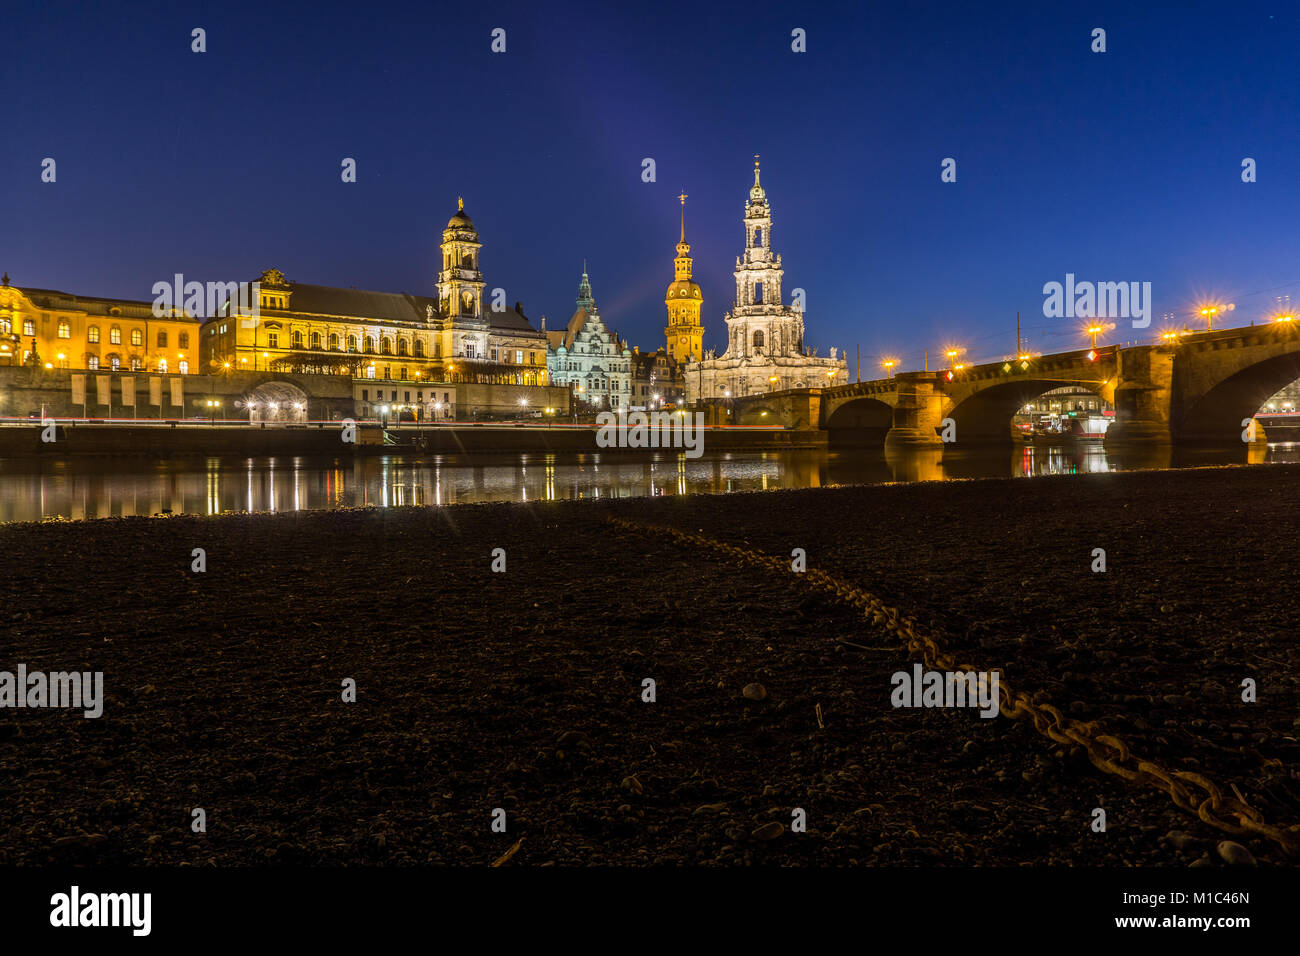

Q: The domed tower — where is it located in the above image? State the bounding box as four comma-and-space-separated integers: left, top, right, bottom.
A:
664, 192, 704, 365
437, 198, 484, 320
433, 197, 489, 361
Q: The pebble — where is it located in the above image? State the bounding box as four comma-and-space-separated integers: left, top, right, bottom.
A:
1164, 830, 1204, 852
1215, 841, 1256, 867
620, 775, 643, 795
751, 821, 784, 840
742, 683, 767, 701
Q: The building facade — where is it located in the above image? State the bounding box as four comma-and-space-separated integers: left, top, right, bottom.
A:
198, 201, 550, 420
546, 270, 632, 410
684, 160, 847, 403
0, 274, 202, 375
630, 347, 684, 408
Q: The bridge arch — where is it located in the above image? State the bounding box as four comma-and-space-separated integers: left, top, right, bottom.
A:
823, 396, 894, 447
1177, 350, 1300, 443
944, 379, 1110, 443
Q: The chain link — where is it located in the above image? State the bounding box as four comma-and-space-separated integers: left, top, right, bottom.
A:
608, 517, 1300, 857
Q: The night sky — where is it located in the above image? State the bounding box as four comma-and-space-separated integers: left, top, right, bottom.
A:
5, 0, 1300, 371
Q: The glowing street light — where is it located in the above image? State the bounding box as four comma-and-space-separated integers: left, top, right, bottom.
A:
1085, 324, 1104, 348
882, 357, 898, 377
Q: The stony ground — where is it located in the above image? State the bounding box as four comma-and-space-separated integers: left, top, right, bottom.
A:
0, 463, 1297, 866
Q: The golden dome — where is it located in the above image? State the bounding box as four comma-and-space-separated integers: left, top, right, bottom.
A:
665, 279, 702, 300
446, 196, 474, 229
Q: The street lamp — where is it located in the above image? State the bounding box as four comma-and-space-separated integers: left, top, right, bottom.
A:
1085, 324, 1104, 349
882, 357, 897, 377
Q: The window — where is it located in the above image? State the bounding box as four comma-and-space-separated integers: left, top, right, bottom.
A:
23, 319, 35, 336
293, 330, 304, 348
268, 332, 279, 348
157, 331, 168, 348
57, 320, 71, 339
158, 359, 168, 373
362, 389, 369, 401
179, 331, 189, 348
0, 318, 8, 334
329, 333, 340, 350
87, 355, 99, 370
491, 348, 498, 361
347, 335, 357, 352
400, 368, 408, 380
753, 330, 765, 350
365, 366, 375, 379
365, 337, 375, 353
88, 326, 100, 343
414, 340, 424, 357
754, 227, 762, 247
398, 339, 408, 356
179, 361, 189, 375
381, 338, 392, 355
465, 343, 476, 359
130, 356, 142, 371
109, 355, 121, 370
311, 332, 322, 349
516, 350, 523, 364
130, 328, 143, 346
754, 282, 764, 304
404, 391, 410, 402
383, 366, 391, 379
110, 326, 122, 344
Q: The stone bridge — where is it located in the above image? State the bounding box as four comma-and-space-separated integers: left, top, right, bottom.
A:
729, 323, 1300, 447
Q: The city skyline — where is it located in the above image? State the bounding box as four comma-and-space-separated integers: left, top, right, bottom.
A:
7, 1, 1300, 372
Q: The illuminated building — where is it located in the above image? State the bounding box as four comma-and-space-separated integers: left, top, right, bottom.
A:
198, 201, 549, 417
546, 268, 632, 410
665, 192, 703, 365
685, 159, 847, 403
0, 273, 201, 373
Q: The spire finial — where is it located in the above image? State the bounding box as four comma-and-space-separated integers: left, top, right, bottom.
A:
457, 196, 464, 211
754, 154, 761, 185
678, 190, 688, 242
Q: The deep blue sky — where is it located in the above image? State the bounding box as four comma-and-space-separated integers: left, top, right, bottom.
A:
5, 0, 1300, 372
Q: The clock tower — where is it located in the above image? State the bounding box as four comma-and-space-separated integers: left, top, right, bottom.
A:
664, 192, 704, 365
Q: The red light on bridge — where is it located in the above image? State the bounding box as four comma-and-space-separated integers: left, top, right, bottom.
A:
945, 370, 954, 381
1087, 349, 1097, 361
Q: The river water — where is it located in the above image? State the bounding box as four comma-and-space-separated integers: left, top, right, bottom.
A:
0, 443, 1295, 522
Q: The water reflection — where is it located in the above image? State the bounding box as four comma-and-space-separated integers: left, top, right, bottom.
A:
1, 442, 1297, 522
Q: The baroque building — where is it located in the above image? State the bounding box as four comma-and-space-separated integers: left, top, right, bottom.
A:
199, 200, 551, 420
685, 160, 847, 403
546, 269, 632, 410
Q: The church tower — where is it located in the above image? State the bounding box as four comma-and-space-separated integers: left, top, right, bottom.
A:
724, 157, 804, 360
664, 192, 704, 365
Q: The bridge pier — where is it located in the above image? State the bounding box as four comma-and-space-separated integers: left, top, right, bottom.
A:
1105, 346, 1174, 446
883, 375, 945, 450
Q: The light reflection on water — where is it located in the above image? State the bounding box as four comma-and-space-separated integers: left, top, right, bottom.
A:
0, 443, 1296, 522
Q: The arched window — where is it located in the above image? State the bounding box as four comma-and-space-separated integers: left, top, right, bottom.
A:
414, 339, 424, 357
110, 326, 122, 344
311, 332, 322, 349
87, 355, 99, 370
157, 330, 168, 348
292, 330, 304, 348
364, 337, 375, 353
381, 337, 392, 355
179, 332, 189, 349
329, 333, 340, 350
87, 326, 100, 343
108, 354, 121, 370
57, 320, 71, 339
398, 338, 409, 356
130, 328, 143, 346
753, 330, 765, 351
753, 227, 762, 247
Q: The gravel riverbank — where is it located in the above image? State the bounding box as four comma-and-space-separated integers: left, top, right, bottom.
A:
1, 463, 1297, 866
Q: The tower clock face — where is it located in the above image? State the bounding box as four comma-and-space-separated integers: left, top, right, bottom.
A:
679, 336, 687, 344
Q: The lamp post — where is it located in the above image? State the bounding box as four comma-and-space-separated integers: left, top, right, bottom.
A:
882, 358, 897, 378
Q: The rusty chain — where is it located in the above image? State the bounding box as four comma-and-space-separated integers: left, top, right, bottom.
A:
608, 516, 1300, 857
